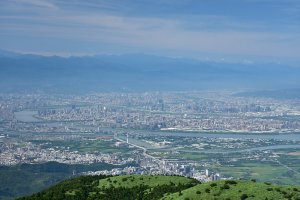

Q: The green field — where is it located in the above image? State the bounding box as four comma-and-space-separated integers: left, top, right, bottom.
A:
210, 159, 300, 185
32, 139, 135, 154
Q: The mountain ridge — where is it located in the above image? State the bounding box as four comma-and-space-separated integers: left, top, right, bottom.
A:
0, 50, 299, 93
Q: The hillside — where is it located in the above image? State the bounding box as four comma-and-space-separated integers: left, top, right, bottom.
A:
163, 180, 300, 200
17, 175, 300, 200
0, 162, 133, 200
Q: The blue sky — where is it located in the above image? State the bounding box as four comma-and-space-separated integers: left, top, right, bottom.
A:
0, 0, 299, 64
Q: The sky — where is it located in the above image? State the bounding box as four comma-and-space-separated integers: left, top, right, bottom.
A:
0, 0, 299, 64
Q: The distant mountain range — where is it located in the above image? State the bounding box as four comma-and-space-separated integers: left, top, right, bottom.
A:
0, 50, 299, 93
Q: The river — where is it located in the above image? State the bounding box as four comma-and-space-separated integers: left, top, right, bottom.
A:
14, 110, 40, 122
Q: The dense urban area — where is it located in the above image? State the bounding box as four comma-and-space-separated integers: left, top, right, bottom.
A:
1, 91, 300, 193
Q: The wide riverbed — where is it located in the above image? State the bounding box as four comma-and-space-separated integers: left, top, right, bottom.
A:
14, 110, 40, 122
139, 131, 300, 141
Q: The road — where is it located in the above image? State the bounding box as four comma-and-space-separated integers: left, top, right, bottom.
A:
114, 134, 158, 161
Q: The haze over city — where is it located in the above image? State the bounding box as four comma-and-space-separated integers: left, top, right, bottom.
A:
0, 1, 300, 200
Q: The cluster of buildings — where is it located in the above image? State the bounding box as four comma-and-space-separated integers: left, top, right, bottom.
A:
0, 142, 131, 166
1, 92, 300, 134
82, 160, 223, 183
0, 136, 226, 182
34, 93, 300, 133
0, 92, 299, 183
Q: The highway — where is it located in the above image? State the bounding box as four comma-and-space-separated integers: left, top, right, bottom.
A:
114, 134, 158, 161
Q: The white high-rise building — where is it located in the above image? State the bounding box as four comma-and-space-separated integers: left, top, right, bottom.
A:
205, 169, 209, 177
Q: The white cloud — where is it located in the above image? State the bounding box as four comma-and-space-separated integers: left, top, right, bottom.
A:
0, 0, 57, 10
1, 12, 299, 58
0, 1, 299, 59
18, 0, 56, 8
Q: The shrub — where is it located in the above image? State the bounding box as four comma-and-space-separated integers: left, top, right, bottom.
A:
205, 188, 210, 193
284, 193, 292, 199
240, 193, 248, 200
196, 190, 201, 194
221, 184, 230, 190
281, 190, 287, 195
210, 183, 217, 187
267, 188, 273, 191
225, 180, 237, 185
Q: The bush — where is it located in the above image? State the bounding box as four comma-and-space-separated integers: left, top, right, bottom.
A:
196, 191, 201, 194
210, 183, 217, 187
284, 193, 292, 199
205, 188, 210, 193
267, 188, 273, 191
225, 180, 237, 185
122, 177, 128, 182
221, 184, 230, 190
240, 193, 248, 200
281, 190, 287, 195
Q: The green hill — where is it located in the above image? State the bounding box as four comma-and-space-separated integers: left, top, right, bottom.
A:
0, 162, 133, 200
163, 180, 300, 200
17, 175, 300, 200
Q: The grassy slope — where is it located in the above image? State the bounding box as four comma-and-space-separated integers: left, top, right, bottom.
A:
17, 175, 300, 200
0, 162, 132, 200
163, 180, 300, 200
98, 175, 193, 189
17, 175, 198, 200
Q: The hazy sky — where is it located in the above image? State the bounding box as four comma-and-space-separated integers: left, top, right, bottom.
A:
0, 0, 299, 63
